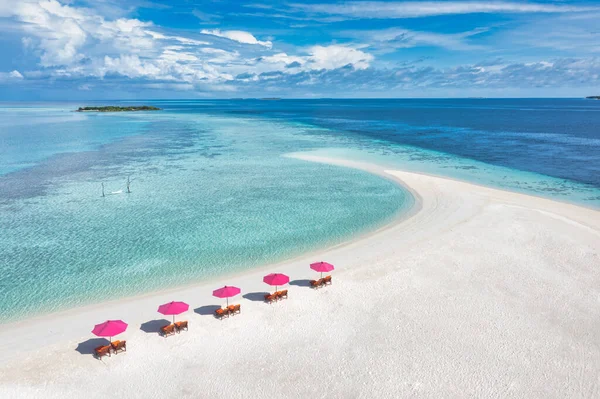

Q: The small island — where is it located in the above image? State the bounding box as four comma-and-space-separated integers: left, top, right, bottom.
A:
76, 106, 161, 112
585, 96, 600, 100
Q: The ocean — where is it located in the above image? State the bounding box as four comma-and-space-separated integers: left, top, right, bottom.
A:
1, 99, 599, 320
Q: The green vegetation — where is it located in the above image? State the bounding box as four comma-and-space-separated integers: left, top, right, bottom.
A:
76, 105, 161, 112
585, 96, 600, 100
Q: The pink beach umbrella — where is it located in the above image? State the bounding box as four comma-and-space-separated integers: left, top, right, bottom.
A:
157, 301, 189, 324
310, 261, 335, 278
263, 273, 290, 291
212, 286, 241, 307
92, 320, 128, 344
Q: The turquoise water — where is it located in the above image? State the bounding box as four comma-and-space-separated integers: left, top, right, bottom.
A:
0, 108, 411, 321
1, 100, 599, 321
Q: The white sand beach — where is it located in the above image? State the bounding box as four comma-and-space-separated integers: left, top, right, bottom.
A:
1, 155, 599, 398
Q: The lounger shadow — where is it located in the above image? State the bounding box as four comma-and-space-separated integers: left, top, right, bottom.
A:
289, 279, 312, 288
194, 305, 221, 316
242, 292, 270, 302
140, 319, 171, 334
75, 338, 110, 356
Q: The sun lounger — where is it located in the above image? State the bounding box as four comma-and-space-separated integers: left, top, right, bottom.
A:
94, 345, 111, 359
161, 324, 176, 337
175, 321, 188, 333
280, 289, 288, 299
231, 304, 241, 314
323, 275, 332, 285
111, 340, 127, 354
215, 308, 229, 319
310, 279, 324, 288
274, 291, 282, 300
264, 294, 276, 303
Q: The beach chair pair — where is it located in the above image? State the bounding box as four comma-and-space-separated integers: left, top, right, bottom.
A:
161, 321, 189, 337
215, 304, 241, 319
94, 340, 127, 359
310, 275, 332, 288
264, 290, 288, 303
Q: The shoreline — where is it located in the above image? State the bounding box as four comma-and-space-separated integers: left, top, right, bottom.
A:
2, 156, 599, 398
1, 155, 598, 344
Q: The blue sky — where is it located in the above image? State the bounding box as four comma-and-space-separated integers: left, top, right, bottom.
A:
0, 0, 599, 99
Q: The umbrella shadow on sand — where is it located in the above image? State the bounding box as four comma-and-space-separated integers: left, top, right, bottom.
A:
75, 338, 110, 356
289, 279, 312, 288
194, 305, 221, 316
140, 319, 171, 334
243, 292, 270, 302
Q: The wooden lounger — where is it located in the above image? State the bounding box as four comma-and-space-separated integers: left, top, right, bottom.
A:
111, 340, 127, 354
323, 275, 332, 285
94, 345, 111, 359
215, 308, 229, 319
279, 290, 288, 299
175, 321, 188, 333
231, 304, 241, 315
264, 294, 276, 303
310, 279, 324, 288
161, 324, 176, 337
273, 291, 282, 300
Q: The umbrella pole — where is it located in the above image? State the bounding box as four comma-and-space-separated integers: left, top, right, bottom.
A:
321, 272, 323, 279
227, 297, 229, 307
173, 315, 175, 324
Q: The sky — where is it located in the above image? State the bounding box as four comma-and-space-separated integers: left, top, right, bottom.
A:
0, 0, 599, 99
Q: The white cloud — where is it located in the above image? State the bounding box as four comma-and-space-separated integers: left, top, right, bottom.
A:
200, 48, 240, 64
103, 55, 163, 79
1, 0, 235, 87
257, 46, 373, 72
308, 45, 373, 70
9, 70, 24, 79
260, 52, 305, 66
0, 70, 24, 81
293, 1, 599, 19
201, 29, 272, 48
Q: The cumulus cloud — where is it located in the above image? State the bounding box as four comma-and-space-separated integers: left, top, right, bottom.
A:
201, 29, 272, 48
308, 45, 373, 70
0, 70, 24, 81
0, 0, 233, 85
9, 70, 24, 79
292, 1, 599, 19
255, 45, 373, 73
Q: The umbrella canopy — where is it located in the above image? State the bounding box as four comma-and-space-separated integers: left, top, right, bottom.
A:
92, 320, 128, 343
310, 261, 335, 273
310, 261, 335, 278
212, 286, 241, 306
157, 301, 189, 323
263, 273, 289, 291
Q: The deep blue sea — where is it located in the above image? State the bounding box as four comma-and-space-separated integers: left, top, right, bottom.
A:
1, 99, 599, 320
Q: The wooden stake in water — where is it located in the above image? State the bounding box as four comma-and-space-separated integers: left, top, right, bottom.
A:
101, 182, 105, 198
126, 176, 132, 194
